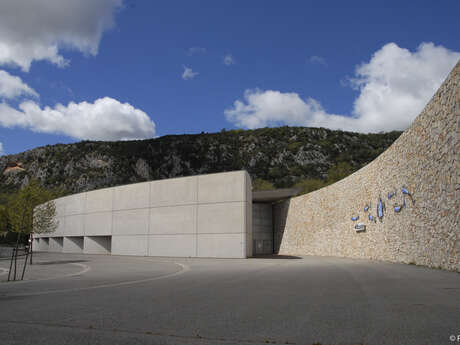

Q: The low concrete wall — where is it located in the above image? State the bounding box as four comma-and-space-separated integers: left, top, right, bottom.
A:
274, 61, 460, 271
0, 246, 14, 258
35, 170, 252, 258
36, 238, 49, 251
63, 237, 84, 253
49, 237, 63, 252
84, 236, 111, 255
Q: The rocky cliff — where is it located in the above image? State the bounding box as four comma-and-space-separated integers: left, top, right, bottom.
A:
0, 126, 401, 195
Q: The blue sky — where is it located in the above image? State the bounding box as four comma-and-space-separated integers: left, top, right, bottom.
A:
0, 0, 459, 155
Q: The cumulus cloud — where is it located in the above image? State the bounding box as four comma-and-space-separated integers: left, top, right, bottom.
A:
0, 0, 157, 143
0, 97, 156, 141
0, 0, 122, 71
225, 89, 351, 130
226, 42, 460, 133
182, 65, 198, 80
309, 55, 327, 66
0, 70, 38, 99
223, 54, 235, 66
187, 47, 207, 56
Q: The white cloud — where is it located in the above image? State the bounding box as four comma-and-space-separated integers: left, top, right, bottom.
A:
225, 89, 349, 129
0, 142, 3, 155
0, 0, 122, 71
309, 55, 327, 66
0, 70, 38, 99
0, 97, 156, 141
226, 42, 460, 133
0, 0, 157, 143
223, 54, 235, 66
182, 65, 198, 80
187, 47, 207, 56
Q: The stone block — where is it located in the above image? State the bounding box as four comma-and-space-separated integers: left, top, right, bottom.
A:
198, 171, 247, 203
64, 193, 86, 216
149, 205, 196, 235
65, 215, 84, 236
112, 235, 148, 256
52, 216, 65, 236
54, 198, 67, 218
150, 176, 197, 207
36, 238, 49, 251
245, 171, 252, 203
113, 181, 150, 211
86, 188, 113, 213
197, 202, 245, 234
197, 233, 245, 258
63, 236, 84, 253
84, 212, 112, 236
84, 236, 111, 254
246, 201, 253, 257
113, 209, 149, 235
148, 234, 196, 257
49, 237, 63, 252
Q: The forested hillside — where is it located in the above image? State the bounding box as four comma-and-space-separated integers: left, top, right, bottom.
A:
0, 126, 401, 197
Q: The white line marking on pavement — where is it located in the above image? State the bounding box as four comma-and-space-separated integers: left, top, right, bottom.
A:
3, 262, 91, 284
2, 262, 189, 297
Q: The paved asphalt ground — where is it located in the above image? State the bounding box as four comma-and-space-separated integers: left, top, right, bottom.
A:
0, 253, 459, 345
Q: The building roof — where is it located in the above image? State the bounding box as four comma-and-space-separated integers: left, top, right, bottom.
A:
252, 188, 300, 203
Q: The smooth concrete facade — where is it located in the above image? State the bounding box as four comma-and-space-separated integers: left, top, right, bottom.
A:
34, 171, 252, 258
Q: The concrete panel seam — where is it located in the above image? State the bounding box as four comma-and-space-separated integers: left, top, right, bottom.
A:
83, 192, 87, 236
111, 186, 114, 240
69, 200, 247, 213
195, 175, 199, 257
147, 179, 152, 255
195, 232, 245, 235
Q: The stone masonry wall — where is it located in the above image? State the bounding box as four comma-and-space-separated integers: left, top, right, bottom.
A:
274, 61, 459, 271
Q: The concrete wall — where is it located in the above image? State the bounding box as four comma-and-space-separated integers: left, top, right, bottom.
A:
49, 237, 63, 252
84, 236, 111, 255
63, 237, 84, 253
35, 170, 252, 258
35, 238, 49, 251
274, 61, 460, 271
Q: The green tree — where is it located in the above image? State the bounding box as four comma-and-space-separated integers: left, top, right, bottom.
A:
6, 180, 58, 279
327, 162, 355, 184
8, 180, 58, 237
294, 178, 327, 195
252, 178, 275, 191
0, 205, 8, 237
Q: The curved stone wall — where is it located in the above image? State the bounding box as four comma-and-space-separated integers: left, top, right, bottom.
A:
274, 61, 459, 271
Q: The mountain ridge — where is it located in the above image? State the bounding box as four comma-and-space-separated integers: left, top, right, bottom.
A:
0, 126, 402, 195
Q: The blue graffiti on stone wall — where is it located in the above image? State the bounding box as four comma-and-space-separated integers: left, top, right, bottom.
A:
352, 186, 414, 232
377, 197, 385, 222
393, 198, 406, 213
402, 186, 415, 205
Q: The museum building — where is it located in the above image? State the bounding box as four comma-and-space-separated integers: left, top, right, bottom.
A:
33, 171, 296, 258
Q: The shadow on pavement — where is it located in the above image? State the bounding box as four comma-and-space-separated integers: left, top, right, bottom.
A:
34, 260, 89, 265
250, 254, 302, 260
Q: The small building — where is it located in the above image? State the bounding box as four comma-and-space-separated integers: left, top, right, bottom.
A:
3, 162, 25, 175
33, 171, 296, 258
